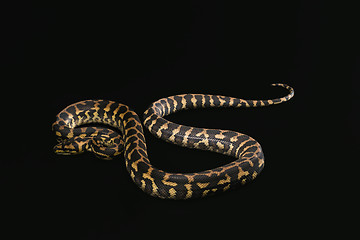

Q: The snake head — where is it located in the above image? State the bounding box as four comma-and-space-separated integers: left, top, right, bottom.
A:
53, 137, 88, 155
88, 134, 124, 160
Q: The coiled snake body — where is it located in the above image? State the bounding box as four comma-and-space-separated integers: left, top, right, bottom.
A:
52, 83, 294, 200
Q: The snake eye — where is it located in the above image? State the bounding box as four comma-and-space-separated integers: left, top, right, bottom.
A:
57, 138, 66, 143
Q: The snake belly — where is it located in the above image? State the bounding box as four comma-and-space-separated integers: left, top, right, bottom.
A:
52, 83, 294, 199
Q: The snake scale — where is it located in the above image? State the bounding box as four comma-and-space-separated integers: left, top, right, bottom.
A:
52, 83, 294, 200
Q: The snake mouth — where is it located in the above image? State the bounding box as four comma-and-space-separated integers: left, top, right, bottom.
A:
54, 148, 77, 155
54, 149, 82, 155
53, 143, 80, 155
54, 150, 75, 155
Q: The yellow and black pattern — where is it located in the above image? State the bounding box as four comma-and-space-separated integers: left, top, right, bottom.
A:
52, 83, 294, 199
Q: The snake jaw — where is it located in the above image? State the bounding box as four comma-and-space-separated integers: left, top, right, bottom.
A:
53, 134, 124, 159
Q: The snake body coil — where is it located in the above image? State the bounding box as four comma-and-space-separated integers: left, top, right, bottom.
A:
52, 83, 294, 199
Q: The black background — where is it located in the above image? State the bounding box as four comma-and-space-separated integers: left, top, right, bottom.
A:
2, 1, 356, 239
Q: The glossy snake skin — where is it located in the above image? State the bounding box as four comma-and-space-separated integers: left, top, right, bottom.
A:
52, 83, 294, 199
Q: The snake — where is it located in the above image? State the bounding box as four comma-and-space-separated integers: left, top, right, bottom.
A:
52, 83, 294, 200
